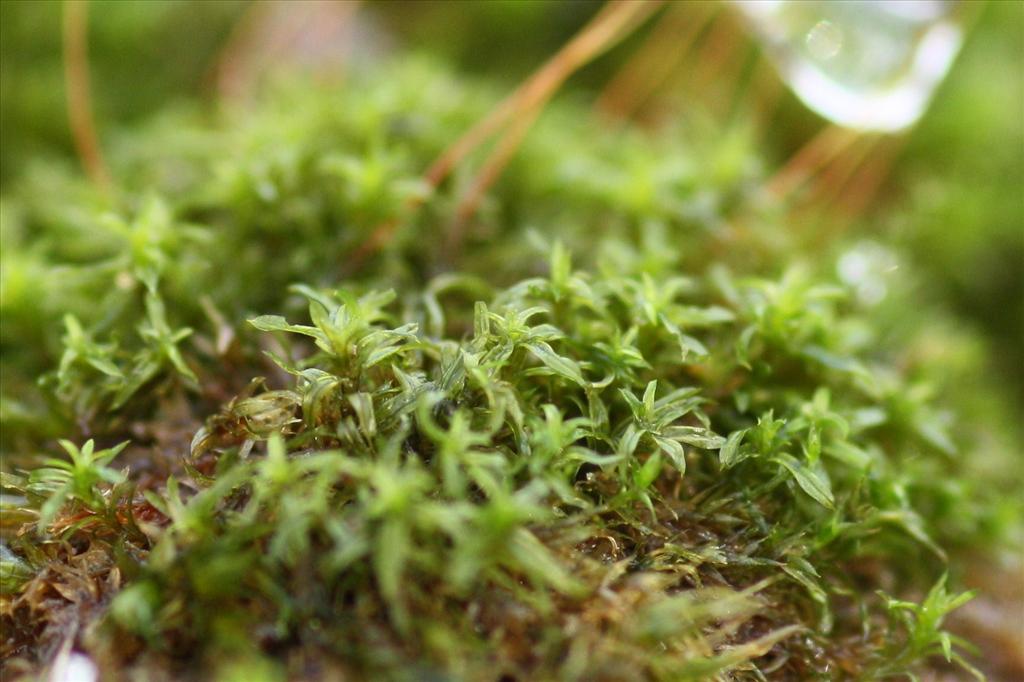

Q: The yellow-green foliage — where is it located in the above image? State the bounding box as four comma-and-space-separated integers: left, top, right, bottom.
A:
0, 56, 1018, 681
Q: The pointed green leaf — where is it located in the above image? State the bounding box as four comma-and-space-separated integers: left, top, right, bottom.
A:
526, 341, 585, 387
774, 453, 834, 509
719, 429, 747, 469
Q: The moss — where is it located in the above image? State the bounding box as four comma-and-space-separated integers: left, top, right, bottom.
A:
0, 55, 1019, 680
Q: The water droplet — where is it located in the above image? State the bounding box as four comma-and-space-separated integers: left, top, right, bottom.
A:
837, 242, 898, 306
805, 20, 842, 61
733, 0, 963, 132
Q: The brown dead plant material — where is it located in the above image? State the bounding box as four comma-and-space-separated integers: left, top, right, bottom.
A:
595, 3, 714, 123
213, 0, 362, 103
352, 0, 663, 268
62, 0, 111, 192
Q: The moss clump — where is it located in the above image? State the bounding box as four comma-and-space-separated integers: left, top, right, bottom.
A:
1, 59, 1019, 680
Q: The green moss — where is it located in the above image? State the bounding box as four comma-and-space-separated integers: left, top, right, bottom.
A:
0, 56, 1019, 680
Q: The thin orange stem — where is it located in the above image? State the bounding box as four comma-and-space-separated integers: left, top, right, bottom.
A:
352, 0, 661, 268
686, 9, 741, 95
433, 0, 660, 186
594, 2, 711, 122
764, 125, 858, 200
792, 136, 903, 248
745, 54, 784, 134
63, 0, 110, 190
446, 104, 542, 250
214, 0, 361, 102
803, 134, 880, 211
445, 0, 662, 253
837, 136, 905, 220
212, 2, 270, 100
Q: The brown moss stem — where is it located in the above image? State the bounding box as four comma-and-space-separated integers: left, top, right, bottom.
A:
63, 0, 111, 191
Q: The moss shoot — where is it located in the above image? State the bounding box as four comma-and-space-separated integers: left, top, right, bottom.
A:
1, 13, 1021, 682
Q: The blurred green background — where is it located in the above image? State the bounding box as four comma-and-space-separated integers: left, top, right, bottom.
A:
1, 0, 1021, 419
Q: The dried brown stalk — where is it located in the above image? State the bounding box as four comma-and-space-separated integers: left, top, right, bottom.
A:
685, 9, 744, 101
352, 0, 663, 267
63, 0, 111, 191
835, 136, 906, 220
594, 2, 712, 122
763, 125, 859, 200
743, 55, 785, 132
446, 0, 664, 253
214, 0, 361, 102
801, 134, 881, 213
